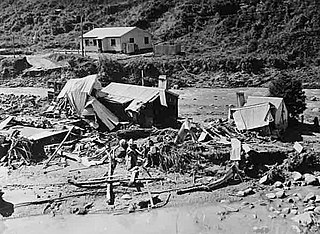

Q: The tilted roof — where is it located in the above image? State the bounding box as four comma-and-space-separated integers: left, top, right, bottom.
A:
232, 103, 274, 130
246, 96, 284, 109
101, 82, 178, 112
83, 27, 137, 39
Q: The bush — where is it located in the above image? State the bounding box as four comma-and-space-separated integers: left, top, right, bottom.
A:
268, 72, 306, 119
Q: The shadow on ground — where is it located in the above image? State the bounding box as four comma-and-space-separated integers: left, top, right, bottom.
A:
282, 121, 319, 142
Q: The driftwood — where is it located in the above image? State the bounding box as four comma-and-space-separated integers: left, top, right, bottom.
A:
176, 164, 237, 195
44, 126, 74, 168
68, 177, 164, 187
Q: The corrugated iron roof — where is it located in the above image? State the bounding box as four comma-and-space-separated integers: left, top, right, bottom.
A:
101, 82, 178, 105
83, 27, 136, 39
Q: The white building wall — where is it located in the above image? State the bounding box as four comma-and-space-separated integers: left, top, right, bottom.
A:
102, 38, 121, 52
121, 28, 152, 51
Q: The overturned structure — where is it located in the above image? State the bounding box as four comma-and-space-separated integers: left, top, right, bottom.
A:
57, 74, 119, 131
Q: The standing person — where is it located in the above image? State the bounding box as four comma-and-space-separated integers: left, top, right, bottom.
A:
125, 141, 141, 171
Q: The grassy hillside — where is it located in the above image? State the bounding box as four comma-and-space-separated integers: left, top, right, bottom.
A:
0, 0, 320, 88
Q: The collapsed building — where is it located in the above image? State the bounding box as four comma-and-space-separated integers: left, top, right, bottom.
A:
55, 74, 179, 130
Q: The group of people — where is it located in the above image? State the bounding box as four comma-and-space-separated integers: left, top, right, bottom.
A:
113, 138, 160, 172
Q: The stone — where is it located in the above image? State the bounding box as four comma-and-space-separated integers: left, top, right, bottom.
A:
241, 201, 250, 206
282, 207, 290, 214
304, 206, 315, 212
276, 190, 286, 198
273, 181, 283, 188
274, 210, 281, 215
121, 194, 132, 200
259, 175, 269, 185
292, 171, 302, 181
269, 207, 276, 212
244, 188, 254, 196
303, 192, 316, 203
291, 212, 313, 226
316, 195, 320, 203
266, 193, 276, 199
291, 209, 299, 215
304, 173, 318, 185
236, 191, 245, 197
314, 206, 320, 214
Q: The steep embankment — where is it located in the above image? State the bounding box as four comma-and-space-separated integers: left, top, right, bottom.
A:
0, 0, 320, 88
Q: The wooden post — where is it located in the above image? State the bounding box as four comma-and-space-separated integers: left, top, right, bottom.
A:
236, 92, 245, 107
106, 150, 115, 205
81, 13, 84, 57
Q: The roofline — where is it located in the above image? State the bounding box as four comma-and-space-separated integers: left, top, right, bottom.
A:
106, 82, 179, 97
231, 102, 270, 111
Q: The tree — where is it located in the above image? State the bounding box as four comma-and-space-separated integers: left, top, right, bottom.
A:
269, 73, 306, 119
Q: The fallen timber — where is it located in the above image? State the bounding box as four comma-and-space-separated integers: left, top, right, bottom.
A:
68, 177, 165, 187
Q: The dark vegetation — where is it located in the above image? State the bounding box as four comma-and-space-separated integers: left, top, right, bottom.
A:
0, 0, 320, 88
269, 73, 307, 119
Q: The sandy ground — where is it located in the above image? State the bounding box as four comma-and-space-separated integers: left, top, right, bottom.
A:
0, 87, 319, 233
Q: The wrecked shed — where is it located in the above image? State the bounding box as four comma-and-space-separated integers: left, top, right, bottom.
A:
57, 74, 119, 131
100, 82, 179, 128
230, 103, 274, 134
245, 96, 288, 132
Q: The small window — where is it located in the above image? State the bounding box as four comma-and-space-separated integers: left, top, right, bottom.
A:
93, 40, 97, 46
129, 38, 134, 43
85, 39, 89, 46
144, 37, 149, 44
111, 39, 116, 46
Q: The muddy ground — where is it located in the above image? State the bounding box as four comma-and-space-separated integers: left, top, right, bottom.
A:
0, 87, 320, 234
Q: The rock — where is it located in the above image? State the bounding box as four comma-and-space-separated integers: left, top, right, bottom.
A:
121, 194, 132, 200
291, 212, 313, 226
282, 207, 290, 214
292, 171, 302, 181
276, 190, 286, 198
266, 193, 276, 199
241, 201, 250, 206
249, 204, 255, 209
274, 210, 281, 215
291, 209, 299, 215
310, 96, 318, 101
314, 206, 320, 214
273, 181, 283, 188
259, 175, 269, 185
303, 192, 316, 203
269, 207, 276, 212
244, 188, 254, 196
304, 206, 315, 212
304, 173, 318, 185
220, 199, 230, 204
315, 195, 320, 203
236, 191, 245, 197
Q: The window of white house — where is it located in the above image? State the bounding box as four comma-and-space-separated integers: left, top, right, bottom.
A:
93, 40, 97, 46
144, 37, 149, 44
85, 40, 89, 46
111, 39, 116, 46
129, 38, 134, 43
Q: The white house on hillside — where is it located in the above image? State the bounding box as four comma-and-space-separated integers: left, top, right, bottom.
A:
81, 27, 152, 54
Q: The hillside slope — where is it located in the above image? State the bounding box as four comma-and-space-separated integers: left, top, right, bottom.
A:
0, 0, 320, 88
